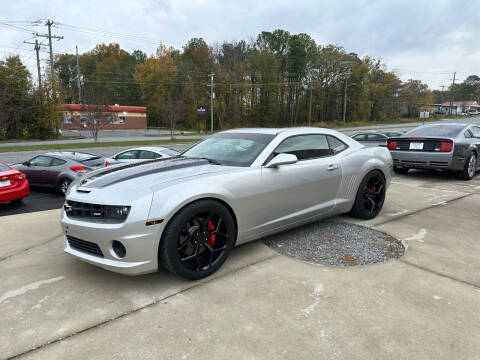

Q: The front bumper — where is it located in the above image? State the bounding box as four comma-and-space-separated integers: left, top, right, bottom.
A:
390, 151, 464, 171
61, 211, 165, 275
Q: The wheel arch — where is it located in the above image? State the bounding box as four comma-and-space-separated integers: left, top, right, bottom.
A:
159, 196, 239, 248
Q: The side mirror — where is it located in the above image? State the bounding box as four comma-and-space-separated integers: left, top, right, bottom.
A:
22, 161, 30, 166
265, 153, 298, 168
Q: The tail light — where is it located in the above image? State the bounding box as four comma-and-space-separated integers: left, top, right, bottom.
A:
14, 173, 25, 180
387, 140, 397, 150
70, 165, 87, 172
439, 141, 453, 152
105, 161, 110, 167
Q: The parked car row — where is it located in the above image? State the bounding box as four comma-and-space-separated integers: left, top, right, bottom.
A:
350, 131, 404, 147
0, 146, 180, 204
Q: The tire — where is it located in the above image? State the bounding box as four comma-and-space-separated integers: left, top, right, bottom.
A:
350, 170, 386, 220
159, 199, 236, 280
393, 167, 409, 175
456, 152, 477, 180
59, 178, 72, 195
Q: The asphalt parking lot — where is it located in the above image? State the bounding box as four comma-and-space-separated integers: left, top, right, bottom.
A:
1, 169, 480, 359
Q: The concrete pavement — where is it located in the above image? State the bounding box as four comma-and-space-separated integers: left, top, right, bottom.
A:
1, 172, 479, 359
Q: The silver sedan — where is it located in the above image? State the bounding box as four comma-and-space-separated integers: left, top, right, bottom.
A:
108, 146, 180, 164
61, 128, 392, 279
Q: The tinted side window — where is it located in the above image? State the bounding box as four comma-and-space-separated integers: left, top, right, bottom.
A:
139, 150, 161, 159
29, 156, 53, 167
116, 150, 139, 160
51, 158, 67, 166
275, 135, 331, 160
327, 136, 348, 154
471, 127, 480, 138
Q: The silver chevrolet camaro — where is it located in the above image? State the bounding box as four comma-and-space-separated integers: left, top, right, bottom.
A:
61, 128, 392, 279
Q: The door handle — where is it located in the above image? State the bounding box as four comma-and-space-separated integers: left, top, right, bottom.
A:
327, 164, 339, 171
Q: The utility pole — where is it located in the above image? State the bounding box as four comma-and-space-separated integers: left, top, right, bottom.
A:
449, 72, 456, 115
343, 77, 348, 125
76, 46, 82, 103
36, 19, 63, 81
308, 83, 313, 126
207, 72, 214, 132
24, 39, 42, 88
440, 85, 445, 103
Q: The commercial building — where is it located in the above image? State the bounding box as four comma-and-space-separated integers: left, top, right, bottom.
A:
60, 104, 147, 130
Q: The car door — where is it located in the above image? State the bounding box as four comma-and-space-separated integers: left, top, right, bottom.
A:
47, 157, 67, 185
25, 156, 54, 184
257, 134, 342, 234
114, 150, 140, 163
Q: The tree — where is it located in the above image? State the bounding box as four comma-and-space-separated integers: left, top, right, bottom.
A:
398, 79, 433, 118
81, 84, 112, 142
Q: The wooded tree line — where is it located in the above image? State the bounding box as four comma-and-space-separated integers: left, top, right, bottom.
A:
0, 56, 61, 139
2, 29, 480, 139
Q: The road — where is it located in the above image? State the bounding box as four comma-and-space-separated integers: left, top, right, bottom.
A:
1, 116, 479, 148
1, 172, 479, 359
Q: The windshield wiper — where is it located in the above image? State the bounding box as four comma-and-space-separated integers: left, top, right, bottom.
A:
193, 157, 221, 165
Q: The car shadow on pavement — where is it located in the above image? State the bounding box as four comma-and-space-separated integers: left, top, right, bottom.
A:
0, 188, 65, 216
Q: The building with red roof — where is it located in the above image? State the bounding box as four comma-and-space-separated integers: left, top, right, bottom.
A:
433, 100, 479, 115
60, 104, 147, 130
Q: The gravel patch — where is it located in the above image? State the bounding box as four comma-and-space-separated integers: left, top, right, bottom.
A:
263, 221, 404, 266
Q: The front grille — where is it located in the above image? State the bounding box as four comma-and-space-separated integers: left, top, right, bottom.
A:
64, 201, 130, 223
67, 236, 103, 257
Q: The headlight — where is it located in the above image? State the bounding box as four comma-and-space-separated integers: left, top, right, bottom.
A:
104, 206, 131, 220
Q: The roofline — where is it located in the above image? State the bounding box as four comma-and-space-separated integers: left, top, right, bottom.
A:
61, 104, 147, 113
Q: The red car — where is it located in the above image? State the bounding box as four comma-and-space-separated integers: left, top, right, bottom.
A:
0, 161, 30, 203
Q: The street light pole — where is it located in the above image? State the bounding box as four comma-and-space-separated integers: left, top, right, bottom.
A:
343, 77, 348, 125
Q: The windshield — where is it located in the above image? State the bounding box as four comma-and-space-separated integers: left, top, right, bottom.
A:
405, 125, 465, 138
81, 157, 105, 167
182, 132, 275, 167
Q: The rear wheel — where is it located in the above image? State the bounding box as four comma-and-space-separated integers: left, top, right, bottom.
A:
350, 170, 386, 219
159, 200, 236, 280
393, 167, 409, 175
59, 178, 72, 195
457, 152, 477, 180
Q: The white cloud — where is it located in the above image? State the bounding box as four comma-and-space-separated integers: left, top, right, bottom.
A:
1, 0, 479, 89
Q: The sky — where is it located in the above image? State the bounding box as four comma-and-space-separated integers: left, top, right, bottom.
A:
1, 0, 479, 90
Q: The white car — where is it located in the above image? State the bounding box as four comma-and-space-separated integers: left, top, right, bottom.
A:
109, 147, 180, 163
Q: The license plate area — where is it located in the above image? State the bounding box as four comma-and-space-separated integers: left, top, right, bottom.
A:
409, 142, 424, 150
0, 180, 11, 187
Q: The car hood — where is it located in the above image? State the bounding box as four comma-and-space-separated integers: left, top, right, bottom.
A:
75, 157, 234, 193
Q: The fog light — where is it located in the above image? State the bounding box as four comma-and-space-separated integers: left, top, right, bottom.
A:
112, 240, 126, 258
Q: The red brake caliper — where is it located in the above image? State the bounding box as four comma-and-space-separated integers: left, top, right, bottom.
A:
371, 186, 376, 198
207, 220, 216, 246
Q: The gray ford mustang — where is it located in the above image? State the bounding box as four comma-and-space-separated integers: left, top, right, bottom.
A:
387, 123, 480, 180
61, 128, 392, 279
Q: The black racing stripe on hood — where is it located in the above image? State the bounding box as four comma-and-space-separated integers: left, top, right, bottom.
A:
80, 157, 209, 188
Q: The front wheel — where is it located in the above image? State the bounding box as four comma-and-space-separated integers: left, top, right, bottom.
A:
159, 200, 236, 280
350, 170, 386, 220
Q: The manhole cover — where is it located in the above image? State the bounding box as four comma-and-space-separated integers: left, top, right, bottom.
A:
263, 222, 404, 266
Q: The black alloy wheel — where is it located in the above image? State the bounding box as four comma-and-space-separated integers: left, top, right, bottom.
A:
350, 170, 386, 219
160, 200, 235, 280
